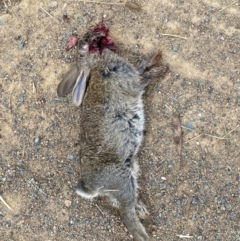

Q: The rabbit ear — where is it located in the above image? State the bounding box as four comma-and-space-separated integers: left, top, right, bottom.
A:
72, 66, 91, 107
57, 65, 79, 97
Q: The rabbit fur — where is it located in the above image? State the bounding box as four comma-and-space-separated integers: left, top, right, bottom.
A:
57, 45, 167, 241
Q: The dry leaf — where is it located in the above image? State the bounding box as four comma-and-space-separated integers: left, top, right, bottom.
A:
172, 113, 183, 165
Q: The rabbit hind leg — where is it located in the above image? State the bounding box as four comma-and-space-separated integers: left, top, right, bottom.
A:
76, 180, 100, 199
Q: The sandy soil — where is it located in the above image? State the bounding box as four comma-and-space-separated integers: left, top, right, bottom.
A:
0, 0, 239, 240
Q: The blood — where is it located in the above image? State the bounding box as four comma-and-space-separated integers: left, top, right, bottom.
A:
88, 21, 115, 54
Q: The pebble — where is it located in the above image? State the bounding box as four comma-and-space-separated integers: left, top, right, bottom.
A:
69, 155, 75, 160
0, 20, 3, 26
237, 97, 240, 105
48, 1, 58, 8
235, 23, 240, 29
221, 84, 229, 90
79, 17, 84, 23
176, 199, 182, 205
220, 36, 224, 41
183, 123, 194, 132
236, 174, 240, 182
69, 217, 76, 225
204, 18, 210, 23
192, 215, 196, 221
14, 35, 21, 40
157, 216, 164, 222
19, 42, 25, 50
34, 137, 40, 145
19, 96, 24, 104
172, 46, 178, 52
192, 196, 200, 205
19, 170, 24, 176
107, 225, 112, 230
204, 185, 209, 190
65, 200, 72, 207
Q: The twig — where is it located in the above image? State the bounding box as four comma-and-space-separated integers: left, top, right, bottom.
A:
165, 104, 173, 112
185, 133, 202, 144
40, 6, 54, 18
95, 204, 104, 215
104, 189, 119, 192
72, 0, 142, 11
177, 234, 193, 238
222, 124, 239, 138
0, 196, 13, 211
218, 1, 238, 13
161, 33, 187, 40
184, 125, 239, 144
72, 0, 125, 5
203, 133, 227, 140
3, 1, 8, 8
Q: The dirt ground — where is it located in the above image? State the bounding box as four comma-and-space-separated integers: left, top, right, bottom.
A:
0, 0, 240, 240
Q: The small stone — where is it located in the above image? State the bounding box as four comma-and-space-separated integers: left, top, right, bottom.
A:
65, 200, 72, 207
19, 96, 24, 104
221, 84, 229, 90
172, 46, 178, 52
69, 155, 75, 160
48, 1, 58, 8
19, 170, 24, 176
235, 23, 240, 29
157, 216, 164, 222
69, 217, 76, 225
19, 42, 25, 50
192, 196, 200, 205
183, 123, 194, 132
217, 228, 221, 233
79, 17, 84, 23
22, 89, 26, 94
14, 35, 21, 40
204, 185, 209, 190
220, 36, 224, 41
204, 18, 210, 23
159, 181, 166, 189
176, 199, 182, 205
34, 137, 40, 145
237, 97, 240, 105
107, 225, 111, 230
0, 20, 3, 26
220, 198, 225, 204
192, 215, 196, 221
236, 174, 240, 182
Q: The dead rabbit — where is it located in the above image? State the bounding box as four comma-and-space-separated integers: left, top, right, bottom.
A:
57, 22, 167, 241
